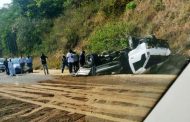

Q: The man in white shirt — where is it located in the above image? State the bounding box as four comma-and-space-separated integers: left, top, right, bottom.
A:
8, 59, 15, 76
66, 49, 74, 73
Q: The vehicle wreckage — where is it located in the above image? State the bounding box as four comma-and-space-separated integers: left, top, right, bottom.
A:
76, 35, 171, 76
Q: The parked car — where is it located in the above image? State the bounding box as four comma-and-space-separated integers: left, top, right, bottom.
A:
0, 58, 5, 72
11, 58, 33, 74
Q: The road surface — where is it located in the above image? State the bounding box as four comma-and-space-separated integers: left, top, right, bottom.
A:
0, 71, 176, 122
0, 71, 52, 84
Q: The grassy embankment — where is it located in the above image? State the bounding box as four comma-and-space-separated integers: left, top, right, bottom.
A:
33, 0, 190, 69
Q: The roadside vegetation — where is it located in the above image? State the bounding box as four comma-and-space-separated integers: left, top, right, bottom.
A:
0, 0, 189, 69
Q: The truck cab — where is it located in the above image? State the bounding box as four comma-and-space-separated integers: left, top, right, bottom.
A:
128, 36, 171, 74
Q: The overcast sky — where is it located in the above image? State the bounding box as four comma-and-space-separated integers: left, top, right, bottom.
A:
0, 0, 12, 8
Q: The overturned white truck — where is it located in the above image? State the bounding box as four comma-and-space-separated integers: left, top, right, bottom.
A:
76, 35, 171, 76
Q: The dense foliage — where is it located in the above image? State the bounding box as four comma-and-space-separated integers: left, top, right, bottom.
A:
88, 22, 135, 53
0, 0, 64, 56
0, 0, 135, 57
1, 0, 188, 61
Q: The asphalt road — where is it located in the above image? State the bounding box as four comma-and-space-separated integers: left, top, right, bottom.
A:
0, 73, 176, 122
0, 71, 52, 84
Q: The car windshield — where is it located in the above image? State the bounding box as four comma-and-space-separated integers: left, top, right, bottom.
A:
11, 58, 20, 64
0, 58, 5, 63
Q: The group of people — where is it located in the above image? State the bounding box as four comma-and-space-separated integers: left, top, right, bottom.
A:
40, 50, 85, 75
4, 55, 33, 76
64, 49, 85, 74
2, 50, 86, 76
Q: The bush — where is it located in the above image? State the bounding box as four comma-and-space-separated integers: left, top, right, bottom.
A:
100, 0, 115, 16
101, 0, 130, 16
154, 0, 165, 11
126, 1, 137, 10
88, 21, 135, 53
65, 31, 79, 49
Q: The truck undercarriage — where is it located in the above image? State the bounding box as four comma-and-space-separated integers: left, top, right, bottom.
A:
76, 35, 171, 76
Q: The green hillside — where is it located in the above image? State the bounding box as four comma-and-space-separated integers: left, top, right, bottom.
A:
0, 0, 190, 68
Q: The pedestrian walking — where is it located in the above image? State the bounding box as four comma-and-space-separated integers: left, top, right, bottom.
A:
40, 53, 49, 75
4, 58, 9, 75
66, 49, 74, 74
61, 55, 67, 73
79, 50, 85, 67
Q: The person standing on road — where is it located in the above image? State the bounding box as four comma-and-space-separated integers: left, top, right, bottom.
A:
4, 58, 9, 75
66, 49, 74, 74
90, 54, 96, 76
61, 55, 67, 73
40, 53, 49, 75
79, 50, 85, 67
8, 59, 15, 76
26, 55, 33, 73
19, 55, 25, 74
73, 51, 79, 73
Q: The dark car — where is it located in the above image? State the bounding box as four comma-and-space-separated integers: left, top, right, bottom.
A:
12, 58, 33, 74
12, 58, 22, 74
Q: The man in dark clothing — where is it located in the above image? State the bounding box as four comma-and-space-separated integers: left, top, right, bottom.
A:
61, 55, 67, 73
90, 54, 97, 76
79, 51, 85, 67
4, 58, 9, 75
19, 55, 25, 74
40, 53, 49, 75
187, 58, 190, 63
73, 52, 79, 73
26, 55, 33, 73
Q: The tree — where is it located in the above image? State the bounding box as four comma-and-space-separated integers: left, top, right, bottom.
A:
13, 0, 64, 18
35, 0, 64, 18
13, 0, 39, 17
6, 31, 18, 55
0, 3, 20, 55
15, 17, 51, 54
